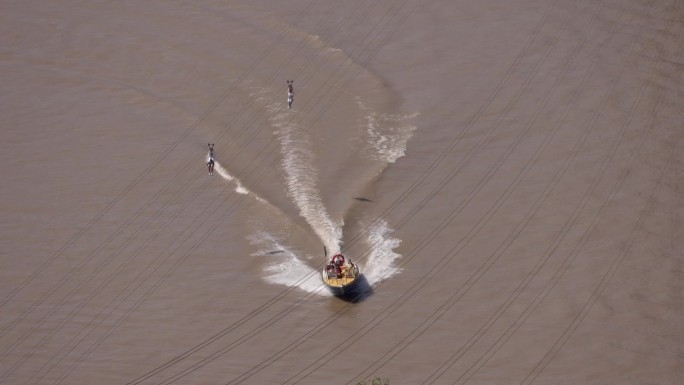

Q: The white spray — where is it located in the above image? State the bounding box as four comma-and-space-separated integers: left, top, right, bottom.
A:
356, 98, 418, 164
207, 153, 253, 196
249, 232, 330, 295
245, 88, 416, 294
362, 219, 404, 285
268, 104, 343, 254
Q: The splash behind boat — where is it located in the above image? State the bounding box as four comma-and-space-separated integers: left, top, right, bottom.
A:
321, 253, 360, 296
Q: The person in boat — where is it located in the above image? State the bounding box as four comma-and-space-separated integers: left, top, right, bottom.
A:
207, 143, 215, 176
332, 254, 344, 278
325, 262, 336, 279
287, 80, 294, 109
334, 263, 343, 278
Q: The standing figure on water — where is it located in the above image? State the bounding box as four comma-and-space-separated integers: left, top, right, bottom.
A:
207, 143, 215, 176
287, 80, 294, 109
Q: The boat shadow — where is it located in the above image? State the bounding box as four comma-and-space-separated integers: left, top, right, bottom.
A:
336, 274, 373, 303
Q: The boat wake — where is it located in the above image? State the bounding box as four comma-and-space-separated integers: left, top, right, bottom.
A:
361, 219, 404, 285
267, 103, 343, 254
249, 232, 330, 296
356, 98, 418, 164
244, 86, 416, 295
249, 218, 402, 296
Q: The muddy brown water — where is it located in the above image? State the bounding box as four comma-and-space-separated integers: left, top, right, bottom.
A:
1, 1, 683, 384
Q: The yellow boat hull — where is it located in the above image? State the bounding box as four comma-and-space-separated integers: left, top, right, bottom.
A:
321, 263, 360, 296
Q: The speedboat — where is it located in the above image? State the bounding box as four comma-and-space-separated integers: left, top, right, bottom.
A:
321, 253, 360, 296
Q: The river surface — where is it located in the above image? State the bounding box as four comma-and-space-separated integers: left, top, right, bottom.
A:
1, 1, 683, 384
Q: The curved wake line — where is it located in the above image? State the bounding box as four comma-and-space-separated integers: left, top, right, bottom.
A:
208, 153, 269, 204
250, 232, 330, 296
356, 98, 418, 164
268, 104, 343, 254
247, 90, 413, 293
362, 219, 403, 285
250, 218, 402, 295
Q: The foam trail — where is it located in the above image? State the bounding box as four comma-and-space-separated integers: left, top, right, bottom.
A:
352, 99, 415, 284
214, 162, 250, 195
250, 232, 330, 296
206, 152, 252, 194
362, 219, 403, 285
268, 105, 343, 254
356, 98, 418, 164
247, 89, 413, 292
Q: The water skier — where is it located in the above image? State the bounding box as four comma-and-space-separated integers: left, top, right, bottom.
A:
207, 143, 215, 176
287, 80, 294, 109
